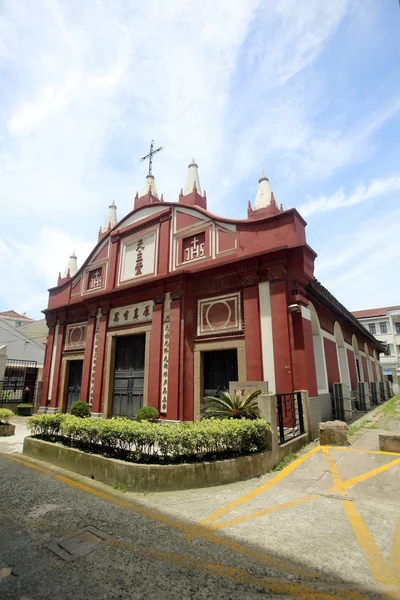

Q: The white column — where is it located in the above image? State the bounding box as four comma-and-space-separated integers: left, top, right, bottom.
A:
47, 321, 59, 401
258, 282, 275, 393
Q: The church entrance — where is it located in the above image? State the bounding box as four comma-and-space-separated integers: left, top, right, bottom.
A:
112, 334, 145, 419
203, 349, 238, 397
66, 360, 83, 412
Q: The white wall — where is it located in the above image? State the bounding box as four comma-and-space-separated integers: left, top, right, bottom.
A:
0, 319, 45, 366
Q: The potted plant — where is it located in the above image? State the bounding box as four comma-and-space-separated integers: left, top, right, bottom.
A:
17, 403, 33, 417
0, 408, 16, 436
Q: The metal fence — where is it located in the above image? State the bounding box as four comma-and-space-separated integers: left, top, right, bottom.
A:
357, 382, 367, 411
0, 359, 38, 404
379, 381, 386, 404
332, 383, 345, 421
276, 392, 305, 445
370, 382, 379, 406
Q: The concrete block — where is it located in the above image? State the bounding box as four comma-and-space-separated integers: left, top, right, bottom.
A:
0, 424, 15, 437
319, 420, 348, 446
379, 434, 400, 453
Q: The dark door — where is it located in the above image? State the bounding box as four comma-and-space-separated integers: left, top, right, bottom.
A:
203, 349, 238, 397
112, 334, 145, 418
66, 360, 83, 412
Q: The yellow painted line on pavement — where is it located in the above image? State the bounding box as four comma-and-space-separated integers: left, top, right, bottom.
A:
389, 515, 400, 580
198, 445, 322, 527
110, 539, 380, 600
342, 500, 400, 589
326, 446, 400, 457
208, 495, 320, 530
330, 458, 400, 494
321, 447, 346, 493
0, 452, 324, 582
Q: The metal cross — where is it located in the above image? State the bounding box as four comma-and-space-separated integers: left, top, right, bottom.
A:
140, 140, 164, 176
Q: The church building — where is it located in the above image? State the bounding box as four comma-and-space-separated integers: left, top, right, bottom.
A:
39, 157, 385, 427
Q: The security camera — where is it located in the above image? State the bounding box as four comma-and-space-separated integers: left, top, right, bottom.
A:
288, 304, 301, 313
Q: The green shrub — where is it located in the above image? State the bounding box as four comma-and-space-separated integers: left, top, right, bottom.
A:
17, 403, 33, 408
203, 389, 262, 420
136, 406, 160, 422
27, 412, 64, 437
0, 408, 14, 425
70, 401, 91, 418
26, 414, 271, 464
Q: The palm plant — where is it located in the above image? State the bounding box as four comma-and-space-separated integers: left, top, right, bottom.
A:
202, 389, 262, 420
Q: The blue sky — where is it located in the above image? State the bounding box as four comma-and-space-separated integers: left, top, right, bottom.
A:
0, 0, 399, 319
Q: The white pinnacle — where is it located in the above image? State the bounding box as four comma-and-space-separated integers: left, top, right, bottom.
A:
64, 251, 78, 277
140, 174, 159, 198
183, 157, 202, 196
103, 200, 118, 232
254, 170, 276, 210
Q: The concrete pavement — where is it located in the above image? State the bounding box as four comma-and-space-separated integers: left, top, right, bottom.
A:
0, 399, 399, 599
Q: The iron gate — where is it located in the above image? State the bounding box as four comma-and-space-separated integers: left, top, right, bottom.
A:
276, 392, 305, 445
379, 381, 386, 403
0, 359, 38, 404
370, 382, 379, 406
357, 382, 367, 411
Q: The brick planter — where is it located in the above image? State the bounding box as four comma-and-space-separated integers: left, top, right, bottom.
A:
0, 423, 16, 437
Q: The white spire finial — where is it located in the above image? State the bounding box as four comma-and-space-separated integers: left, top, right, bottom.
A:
103, 200, 118, 232
64, 251, 78, 277
254, 170, 276, 210
140, 174, 159, 198
183, 157, 202, 196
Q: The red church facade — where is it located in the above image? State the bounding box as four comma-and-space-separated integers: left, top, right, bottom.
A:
39, 162, 385, 428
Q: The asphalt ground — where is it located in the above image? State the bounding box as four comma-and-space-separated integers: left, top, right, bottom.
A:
0, 400, 399, 599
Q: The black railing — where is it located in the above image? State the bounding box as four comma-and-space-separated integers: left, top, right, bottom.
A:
276, 392, 304, 446
332, 383, 345, 421
370, 382, 379, 406
0, 359, 38, 404
379, 381, 386, 404
357, 382, 367, 411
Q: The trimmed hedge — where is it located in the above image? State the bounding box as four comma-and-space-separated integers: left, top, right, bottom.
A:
27, 414, 271, 465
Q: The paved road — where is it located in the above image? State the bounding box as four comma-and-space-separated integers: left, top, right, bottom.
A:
1, 400, 399, 599
1, 443, 399, 600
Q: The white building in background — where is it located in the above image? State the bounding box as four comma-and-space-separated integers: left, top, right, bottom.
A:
352, 305, 400, 395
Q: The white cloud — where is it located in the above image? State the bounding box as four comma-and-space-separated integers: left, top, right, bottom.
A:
0, 0, 398, 317
299, 175, 400, 217
315, 209, 400, 310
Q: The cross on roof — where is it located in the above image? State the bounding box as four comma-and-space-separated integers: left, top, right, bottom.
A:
140, 140, 164, 176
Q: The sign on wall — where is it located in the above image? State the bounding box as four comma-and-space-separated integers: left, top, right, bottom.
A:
229, 381, 269, 396
109, 302, 154, 328
120, 231, 157, 282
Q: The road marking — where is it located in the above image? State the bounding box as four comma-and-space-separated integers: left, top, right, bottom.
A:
108, 539, 379, 600
321, 447, 346, 494
0, 453, 323, 582
326, 446, 400, 457
330, 458, 400, 493
342, 500, 400, 589
198, 445, 322, 527
389, 516, 400, 579
208, 495, 320, 530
